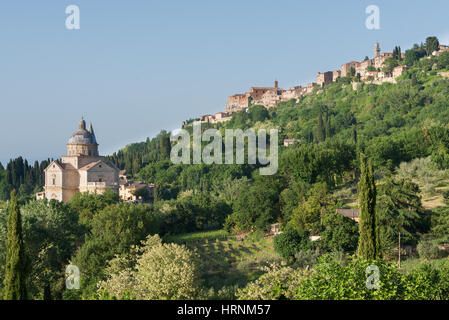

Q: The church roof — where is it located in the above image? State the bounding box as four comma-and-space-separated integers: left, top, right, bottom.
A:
79, 160, 103, 171
44, 160, 64, 172
67, 118, 98, 145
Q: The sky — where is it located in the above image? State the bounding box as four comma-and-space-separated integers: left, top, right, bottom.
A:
1, 0, 449, 164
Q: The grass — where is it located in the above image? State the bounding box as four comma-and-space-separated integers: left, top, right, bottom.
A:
165, 229, 280, 289
163, 229, 230, 244
400, 257, 449, 274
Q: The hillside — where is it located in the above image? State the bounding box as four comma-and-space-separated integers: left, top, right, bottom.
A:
3, 37, 449, 300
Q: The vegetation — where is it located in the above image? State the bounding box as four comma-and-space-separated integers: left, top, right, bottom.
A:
3, 191, 27, 300
3, 35, 449, 300
357, 154, 379, 259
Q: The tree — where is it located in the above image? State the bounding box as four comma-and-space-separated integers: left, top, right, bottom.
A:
20, 199, 84, 299
393, 46, 402, 61
3, 190, 27, 300
318, 213, 359, 253
405, 48, 425, 66
249, 105, 269, 123
324, 111, 331, 139
382, 58, 399, 74
273, 227, 311, 262
377, 176, 426, 251
437, 51, 449, 69
71, 203, 158, 297
98, 235, 201, 300
229, 176, 281, 232
357, 154, 379, 260
316, 112, 325, 142
425, 36, 439, 56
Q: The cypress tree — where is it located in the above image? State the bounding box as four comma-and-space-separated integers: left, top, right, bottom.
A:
357, 153, 379, 260
324, 111, 331, 139
317, 113, 325, 142
3, 190, 27, 300
352, 125, 358, 145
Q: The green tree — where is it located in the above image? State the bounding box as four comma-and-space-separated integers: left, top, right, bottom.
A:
405, 48, 426, 66
3, 190, 27, 300
377, 176, 426, 252
393, 46, 402, 61
357, 154, 379, 259
437, 51, 449, 69
98, 235, 202, 300
20, 199, 84, 299
316, 112, 325, 142
382, 58, 399, 74
425, 36, 440, 56
318, 213, 359, 253
71, 203, 158, 298
273, 226, 311, 262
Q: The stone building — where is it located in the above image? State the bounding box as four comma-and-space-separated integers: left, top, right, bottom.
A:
341, 61, 359, 77
119, 170, 154, 203
374, 42, 381, 58
317, 71, 333, 86
37, 118, 120, 202
226, 93, 250, 112
332, 70, 341, 81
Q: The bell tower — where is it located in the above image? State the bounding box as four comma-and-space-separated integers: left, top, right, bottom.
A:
374, 42, 381, 58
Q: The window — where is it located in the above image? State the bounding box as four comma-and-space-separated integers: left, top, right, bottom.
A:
53, 179, 56, 185
98, 178, 103, 182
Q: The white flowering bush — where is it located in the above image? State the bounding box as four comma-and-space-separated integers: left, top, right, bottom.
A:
98, 234, 201, 300
236, 264, 308, 300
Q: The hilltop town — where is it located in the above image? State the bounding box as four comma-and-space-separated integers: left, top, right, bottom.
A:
187, 42, 449, 126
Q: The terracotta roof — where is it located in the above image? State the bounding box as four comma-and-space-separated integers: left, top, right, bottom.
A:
79, 160, 103, 171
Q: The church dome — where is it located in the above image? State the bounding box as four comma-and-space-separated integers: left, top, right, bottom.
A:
68, 119, 98, 145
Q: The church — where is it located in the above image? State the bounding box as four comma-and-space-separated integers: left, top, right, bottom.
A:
37, 118, 120, 202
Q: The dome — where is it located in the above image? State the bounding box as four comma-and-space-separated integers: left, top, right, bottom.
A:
67, 119, 98, 145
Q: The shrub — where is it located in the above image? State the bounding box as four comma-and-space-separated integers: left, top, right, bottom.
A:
236, 265, 307, 300
98, 235, 202, 300
273, 227, 311, 262
294, 257, 409, 300
237, 259, 253, 273
293, 248, 322, 269
417, 240, 440, 260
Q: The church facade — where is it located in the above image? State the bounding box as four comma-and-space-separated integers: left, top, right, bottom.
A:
37, 118, 120, 202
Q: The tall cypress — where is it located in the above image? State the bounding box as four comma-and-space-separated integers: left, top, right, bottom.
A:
357, 153, 379, 260
3, 190, 27, 300
324, 111, 331, 139
317, 113, 325, 142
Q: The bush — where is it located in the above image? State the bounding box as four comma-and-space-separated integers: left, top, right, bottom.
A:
98, 235, 202, 300
237, 259, 253, 273
294, 257, 409, 300
417, 240, 440, 260
236, 266, 307, 300
273, 227, 311, 262
293, 248, 322, 269
405, 262, 449, 299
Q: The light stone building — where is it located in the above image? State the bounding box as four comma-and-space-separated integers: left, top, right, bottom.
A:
38, 118, 120, 202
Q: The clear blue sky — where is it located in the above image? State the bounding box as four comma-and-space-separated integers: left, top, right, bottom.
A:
1, 0, 449, 164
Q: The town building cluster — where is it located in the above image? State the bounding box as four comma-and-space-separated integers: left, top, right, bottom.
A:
189, 42, 448, 127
